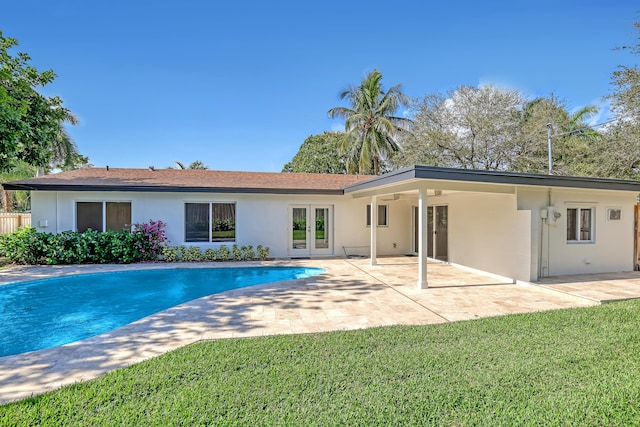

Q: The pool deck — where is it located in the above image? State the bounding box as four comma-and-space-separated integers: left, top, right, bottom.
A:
2, 258, 639, 405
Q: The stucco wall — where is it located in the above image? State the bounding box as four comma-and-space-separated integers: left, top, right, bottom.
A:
517, 187, 636, 277
30, 191, 412, 259
433, 192, 531, 282
30, 185, 636, 278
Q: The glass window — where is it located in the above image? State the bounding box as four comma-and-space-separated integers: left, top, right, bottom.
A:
106, 202, 132, 231
77, 201, 131, 232
366, 204, 388, 227
185, 203, 210, 242
567, 207, 594, 242
77, 202, 103, 232
211, 202, 236, 242
185, 202, 236, 243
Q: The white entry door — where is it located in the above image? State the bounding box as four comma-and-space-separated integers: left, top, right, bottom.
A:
289, 205, 333, 257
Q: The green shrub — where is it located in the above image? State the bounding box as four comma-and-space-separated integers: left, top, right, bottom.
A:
0, 226, 46, 264
181, 246, 202, 262
162, 247, 179, 262
241, 245, 255, 260
217, 245, 230, 260
231, 244, 242, 261
257, 245, 270, 261
0, 220, 168, 265
203, 248, 218, 261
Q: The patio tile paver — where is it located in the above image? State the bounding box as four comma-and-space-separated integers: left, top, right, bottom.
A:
0, 258, 629, 404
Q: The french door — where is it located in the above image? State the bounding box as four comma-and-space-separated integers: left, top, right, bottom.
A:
413, 205, 448, 261
289, 205, 333, 257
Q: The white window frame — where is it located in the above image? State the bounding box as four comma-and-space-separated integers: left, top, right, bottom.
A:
566, 206, 595, 243
366, 204, 388, 227
75, 200, 132, 232
184, 201, 236, 243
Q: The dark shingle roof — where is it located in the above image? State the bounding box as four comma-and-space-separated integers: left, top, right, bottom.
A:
345, 165, 640, 193
3, 168, 374, 195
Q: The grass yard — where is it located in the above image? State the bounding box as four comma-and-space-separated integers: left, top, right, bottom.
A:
3, 300, 640, 425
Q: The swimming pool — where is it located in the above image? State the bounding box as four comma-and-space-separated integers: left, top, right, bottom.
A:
0, 266, 324, 357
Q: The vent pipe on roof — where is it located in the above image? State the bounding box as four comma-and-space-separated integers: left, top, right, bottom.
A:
106, 165, 109, 171
149, 166, 155, 171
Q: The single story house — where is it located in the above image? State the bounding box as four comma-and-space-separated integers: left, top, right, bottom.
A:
5, 165, 640, 287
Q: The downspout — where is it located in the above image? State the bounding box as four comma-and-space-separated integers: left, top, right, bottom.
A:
56, 191, 60, 233
538, 188, 553, 279
539, 214, 544, 279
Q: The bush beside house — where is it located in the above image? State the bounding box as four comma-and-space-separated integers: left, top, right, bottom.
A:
0, 220, 270, 265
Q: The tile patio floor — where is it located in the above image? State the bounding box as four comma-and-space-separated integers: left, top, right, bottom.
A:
1, 258, 638, 404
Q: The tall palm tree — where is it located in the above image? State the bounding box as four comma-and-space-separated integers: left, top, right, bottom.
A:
47, 111, 88, 172
328, 70, 412, 175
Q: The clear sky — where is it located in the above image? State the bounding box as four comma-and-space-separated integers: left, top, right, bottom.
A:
2, 1, 638, 172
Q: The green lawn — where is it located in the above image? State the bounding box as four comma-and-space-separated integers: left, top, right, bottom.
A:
292, 230, 325, 240
4, 300, 640, 425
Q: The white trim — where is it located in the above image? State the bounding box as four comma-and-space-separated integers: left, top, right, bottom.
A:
366, 204, 388, 227
74, 200, 132, 232
183, 201, 237, 244
564, 201, 599, 205
566, 206, 595, 244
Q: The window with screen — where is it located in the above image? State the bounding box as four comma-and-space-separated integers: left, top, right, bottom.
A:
76, 201, 131, 232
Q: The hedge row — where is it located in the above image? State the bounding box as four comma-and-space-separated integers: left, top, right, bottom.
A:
0, 220, 167, 265
162, 244, 270, 262
0, 223, 271, 265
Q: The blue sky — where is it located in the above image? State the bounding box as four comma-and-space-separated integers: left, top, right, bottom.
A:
3, 1, 638, 172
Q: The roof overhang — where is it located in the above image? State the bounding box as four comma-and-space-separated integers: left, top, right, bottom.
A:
1, 182, 346, 195
344, 166, 640, 198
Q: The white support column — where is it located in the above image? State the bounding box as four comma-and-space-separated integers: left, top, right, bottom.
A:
417, 186, 428, 288
370, 195, 377, 266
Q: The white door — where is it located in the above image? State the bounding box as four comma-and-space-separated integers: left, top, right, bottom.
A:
289, 205, 333, 257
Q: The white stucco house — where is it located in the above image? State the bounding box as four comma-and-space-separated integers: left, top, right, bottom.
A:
6, 165, 640, 288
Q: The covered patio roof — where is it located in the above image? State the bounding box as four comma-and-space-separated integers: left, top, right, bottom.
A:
344, 165, 640, 197
343, 166, 640, 289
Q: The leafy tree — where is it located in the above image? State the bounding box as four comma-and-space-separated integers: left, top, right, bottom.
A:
328, 70, 412, 175
395, 86, 603, 176
282, 132, 348, 174
513, 95, 601, 176
594, 20, 640, 180
393, 85, 523, 170
168, 160, 209, 170
0, 30, 74, 171
0, 161, 35, 212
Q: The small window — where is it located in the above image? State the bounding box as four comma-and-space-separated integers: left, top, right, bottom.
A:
366, 204, 388, 227
185, 202, 236, 243
76, 201, 131, 232
567, 207, 594, 242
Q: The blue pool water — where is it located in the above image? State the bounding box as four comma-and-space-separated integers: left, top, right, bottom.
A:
0, 266, 324, 357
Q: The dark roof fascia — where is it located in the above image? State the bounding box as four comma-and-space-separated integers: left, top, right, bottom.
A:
344, 165, 640, 193
2, 183, 346, 195
342, 167, 418, 193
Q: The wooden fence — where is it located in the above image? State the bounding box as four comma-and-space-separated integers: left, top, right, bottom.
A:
0, 213, 31, 235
